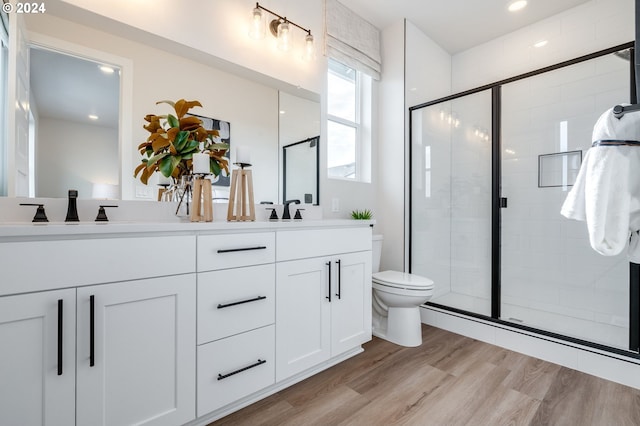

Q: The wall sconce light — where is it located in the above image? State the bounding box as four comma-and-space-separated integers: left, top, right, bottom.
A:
249, 2, 315, 61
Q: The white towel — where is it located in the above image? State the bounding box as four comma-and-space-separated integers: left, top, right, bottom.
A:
560, 105, 640, 261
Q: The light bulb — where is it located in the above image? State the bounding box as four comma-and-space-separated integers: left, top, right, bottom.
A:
508, 0, 527, 12
277, 21, 291, 51
249, 6, 265, 40
302, 33, 315, 61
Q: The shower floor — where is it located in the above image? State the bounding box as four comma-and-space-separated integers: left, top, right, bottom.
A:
429, 292, 629, 351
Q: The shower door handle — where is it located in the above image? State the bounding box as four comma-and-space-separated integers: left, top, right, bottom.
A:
500, 197, 508, 208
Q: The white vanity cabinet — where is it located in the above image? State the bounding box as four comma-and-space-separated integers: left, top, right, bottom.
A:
0, 235, 197, 426
0, 289, 76, 426
275, 228, 372, 381
0, 221, 373, 425
196, 233, 276, 416
76, 274, 196, 426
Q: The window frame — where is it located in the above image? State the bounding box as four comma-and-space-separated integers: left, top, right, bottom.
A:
326, 58, 366, 181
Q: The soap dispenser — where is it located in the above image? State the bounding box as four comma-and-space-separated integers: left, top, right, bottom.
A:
65, 189, 80, 222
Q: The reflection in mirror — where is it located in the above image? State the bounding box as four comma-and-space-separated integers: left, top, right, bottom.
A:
283, 136, 319, 205
278, 91, 321, 204
30, 46, 120, 199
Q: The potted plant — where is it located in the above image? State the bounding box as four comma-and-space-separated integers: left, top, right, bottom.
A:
134, 99, 229, 184
351, 209, 373, 220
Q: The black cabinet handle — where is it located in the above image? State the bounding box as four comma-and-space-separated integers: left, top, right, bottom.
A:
217, 246, 267, 254
326, 261, 332, 302
217, 296, 267, 309
89, 295, 95, 367
217, 359, 266, 381
336, 259, 342, 300
57, 299, 63, 376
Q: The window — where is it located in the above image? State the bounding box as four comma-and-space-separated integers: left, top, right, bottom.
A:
327, 58, 371, 181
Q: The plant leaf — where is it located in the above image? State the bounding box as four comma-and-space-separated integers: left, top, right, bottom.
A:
150, 133, 170, 152
159, 155, 181, 177
174, 99, 202, 118
167, 113, 179, 129
210, 159, 221, 176
174, 130, 190, 152
146, 152, 169, 168
180, 116, 202, 131
134, 163, 146, 178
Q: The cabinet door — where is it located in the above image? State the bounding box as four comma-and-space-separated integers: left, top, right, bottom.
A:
76, 274, 196, 426
331, 251, 372, 356
276, 258, 331, 381
0, 289, 75, 426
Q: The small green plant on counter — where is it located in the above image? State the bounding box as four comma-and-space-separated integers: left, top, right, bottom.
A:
351, 209, 373, 220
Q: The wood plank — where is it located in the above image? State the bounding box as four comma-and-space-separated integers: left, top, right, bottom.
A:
209, 325, 640, 426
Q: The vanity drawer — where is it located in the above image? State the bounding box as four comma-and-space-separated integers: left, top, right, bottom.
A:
197, 325, 275, 416
0, 235, 196, 296
276, 227, 372, 261
197, 264, 275, 344
197, 232, 275, 272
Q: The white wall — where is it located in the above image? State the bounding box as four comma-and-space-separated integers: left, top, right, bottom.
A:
452, 0, 635, 92
376, 19, 452, 272
25, 13, 280, 203
36, 118, 118, 198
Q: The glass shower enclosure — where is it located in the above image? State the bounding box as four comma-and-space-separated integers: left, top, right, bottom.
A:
410, 43, 637, 353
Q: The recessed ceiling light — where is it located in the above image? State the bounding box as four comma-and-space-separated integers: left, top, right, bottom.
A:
89, 114, 99, 120
534, 40, 548, 48
279, 110, 286, 114
508, 0, 527, 12
99, 65, 115, 74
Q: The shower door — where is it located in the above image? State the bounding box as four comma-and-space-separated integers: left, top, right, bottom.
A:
410, 44, 637, 353
410, 90, 493, 316
500, 51, 632, 350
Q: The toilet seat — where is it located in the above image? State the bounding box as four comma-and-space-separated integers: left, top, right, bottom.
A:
372, 270, 434, 291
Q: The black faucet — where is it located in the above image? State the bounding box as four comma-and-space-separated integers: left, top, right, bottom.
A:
282, 199, 300, 220
65, 189, 80, 222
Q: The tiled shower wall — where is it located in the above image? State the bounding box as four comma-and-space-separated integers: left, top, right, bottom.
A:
500, 53, 630, 347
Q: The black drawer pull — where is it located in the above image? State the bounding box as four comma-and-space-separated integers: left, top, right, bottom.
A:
89, 295, 95, 367
57, 299, 63, 376
216, 246, 267, 254
217, 359, 266, 381
217, 296, 267, 309
326, 261, 332, 302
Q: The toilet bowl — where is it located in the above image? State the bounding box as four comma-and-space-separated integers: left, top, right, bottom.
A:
372, 235, 434, 347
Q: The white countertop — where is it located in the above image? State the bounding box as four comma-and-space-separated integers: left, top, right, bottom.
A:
0, 219, 375, 239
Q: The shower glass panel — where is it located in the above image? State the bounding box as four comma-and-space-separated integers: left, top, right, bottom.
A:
500, 52, 631, 349
411, 90, 492, 316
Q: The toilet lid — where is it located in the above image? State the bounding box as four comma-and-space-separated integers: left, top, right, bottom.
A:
372, 270, 434, 289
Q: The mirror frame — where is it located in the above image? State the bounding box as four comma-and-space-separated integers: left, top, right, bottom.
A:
282, 136, 320, 205
27, 32, 133, 199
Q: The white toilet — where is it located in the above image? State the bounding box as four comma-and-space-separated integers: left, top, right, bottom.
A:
372, 234, 434, 347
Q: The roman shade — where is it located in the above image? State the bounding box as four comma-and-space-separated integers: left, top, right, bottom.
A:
324, 0, 381, 80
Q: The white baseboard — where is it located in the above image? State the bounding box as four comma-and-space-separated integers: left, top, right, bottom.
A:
421, 305, 640, 390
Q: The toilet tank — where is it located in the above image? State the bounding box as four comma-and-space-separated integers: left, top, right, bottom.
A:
372, 234, 383, 273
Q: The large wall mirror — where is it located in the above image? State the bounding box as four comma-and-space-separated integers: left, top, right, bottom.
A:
3, 18, 320, 205
30, 46, 121, 199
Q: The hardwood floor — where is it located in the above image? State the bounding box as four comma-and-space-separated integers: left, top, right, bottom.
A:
210, 325, 640, 425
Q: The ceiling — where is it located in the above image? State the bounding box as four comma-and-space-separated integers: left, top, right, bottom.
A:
30, 47, 119, 128
339, 0, 591, 53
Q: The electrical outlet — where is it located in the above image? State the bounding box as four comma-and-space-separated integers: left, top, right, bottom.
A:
331, 198, 340, 212
135, 185, 153, 199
